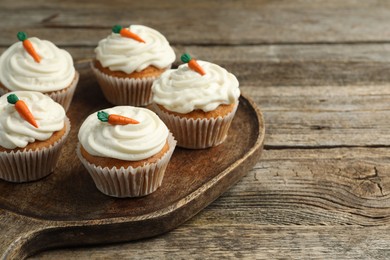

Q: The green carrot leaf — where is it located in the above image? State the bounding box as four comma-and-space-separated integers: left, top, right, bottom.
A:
112, 25, 123, 34
17, 32, 27, 42
97, 111, 109, 122
181, 53, 192, 63
7, 94, 19, 105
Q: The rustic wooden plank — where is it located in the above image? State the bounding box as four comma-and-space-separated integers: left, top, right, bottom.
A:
29, 147, 390, 258
207, 148, 390, 226
2, 45, 389, 148
247, 84, 390, 147
1, 0, 390, 45
3, 43, 390, 86
263, 110, 390, 147
3, 43, 388, 87
2, 1, 390, 259
29, 225, 390, 259
1, 0, 268, 9
176, 44, 390, 87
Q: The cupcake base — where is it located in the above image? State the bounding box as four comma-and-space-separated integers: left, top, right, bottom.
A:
49, 71, 79, 112
0, 118, 71, 183
0, 72, 79, 112
77, 133, 176, 198
153, 103, 239, 149
91, 63, 159, 107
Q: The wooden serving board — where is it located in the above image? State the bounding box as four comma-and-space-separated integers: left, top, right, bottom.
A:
0, 62, 265, 260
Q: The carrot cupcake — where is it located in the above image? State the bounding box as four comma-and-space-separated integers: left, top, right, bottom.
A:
0, 91, 70, 182
77, 106, 176, 198
0, 32, 79, 111
91, 24, 176, 106
152, 53, 240, 149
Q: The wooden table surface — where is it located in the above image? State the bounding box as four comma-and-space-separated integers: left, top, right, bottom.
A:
1, 0, 390, 259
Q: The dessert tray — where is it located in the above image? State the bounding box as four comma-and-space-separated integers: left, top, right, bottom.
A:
0, 61, 265, 259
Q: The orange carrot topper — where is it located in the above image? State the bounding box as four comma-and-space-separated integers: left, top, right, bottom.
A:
7, 94, 38, 128
112, 25, 145, 43
97, 111, 139, 125
17, 32, 41, 63
181, 53, 206, 76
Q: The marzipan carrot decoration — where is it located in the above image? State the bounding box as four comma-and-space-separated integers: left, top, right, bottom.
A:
17, 32, 41, 63
97, 111, 140, 125
181, 53, 206, 76
7, 94, 38, 128
112, 25, 145, 43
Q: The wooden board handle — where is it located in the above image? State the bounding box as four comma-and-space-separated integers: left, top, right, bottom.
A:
0, 209, 45, 259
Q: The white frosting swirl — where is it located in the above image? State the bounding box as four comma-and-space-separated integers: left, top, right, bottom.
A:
78, 106, 169, 161
0, 37, 76, 92
0, 91, 66, 149
152, 61, 240, 113
95, 25, 176, 74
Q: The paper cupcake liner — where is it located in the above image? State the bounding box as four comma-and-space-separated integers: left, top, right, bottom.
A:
0, 118, 71, 183
0, 72, 79, 112
91, 63, 158, 107
153, 103, 239, 149
49, 71, 80, 112
77, 133, 177, 198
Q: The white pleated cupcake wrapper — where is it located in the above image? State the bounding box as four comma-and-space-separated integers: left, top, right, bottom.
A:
49, 71, 79, 112
0, 118, 71, 183
77, 133, 177, 198
91, 64, 157, 107
0, 73, 79, 112
153, 103, 239, 149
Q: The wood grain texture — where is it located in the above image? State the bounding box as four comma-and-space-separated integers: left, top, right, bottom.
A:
250, 84, 390, 147
32, 147, 390, 259
2, 42, 390, 89
0, 64, 264, 259
5, 43, 390, 87
2, 0, 390, 45
30, 226, 390, 259
1, 0, 390, 259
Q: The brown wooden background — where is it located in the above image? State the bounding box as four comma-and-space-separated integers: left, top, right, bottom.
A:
1, 0, 390, 259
